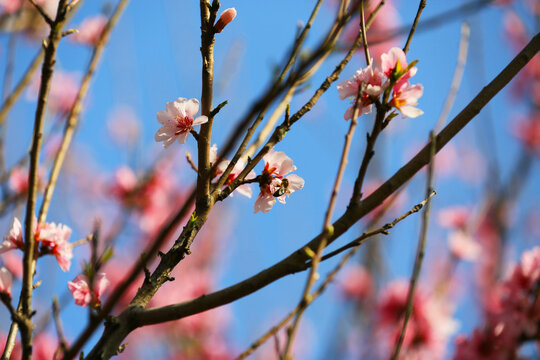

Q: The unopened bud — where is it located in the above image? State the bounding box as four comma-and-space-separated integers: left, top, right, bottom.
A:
214, 8, 236, 33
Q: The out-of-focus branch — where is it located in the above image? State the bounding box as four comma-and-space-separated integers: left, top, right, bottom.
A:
38, 0, 131, 223
391, 131, 436, 360
435, 22, 470, 132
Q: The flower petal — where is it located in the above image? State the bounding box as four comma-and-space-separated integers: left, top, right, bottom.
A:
193, 115, 208, 126
185, 98, 200, 118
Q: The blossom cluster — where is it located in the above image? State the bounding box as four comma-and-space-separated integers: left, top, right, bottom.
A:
337, 47, 424, 120
453, 247, 540, 360
0, 217, 73, 272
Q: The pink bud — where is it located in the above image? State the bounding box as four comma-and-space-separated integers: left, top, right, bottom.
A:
0, 267, 13, 297
214, 8, 236, 33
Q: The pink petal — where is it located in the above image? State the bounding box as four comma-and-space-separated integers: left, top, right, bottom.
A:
156, 110, 173, 125
235, 184, 253, 198
185, 98, 200, 118
400, 105, 423, 118
254, 193, 275, 213
193, 115, 208, 126
176, 131, 189, 144
285, 174, 305, 192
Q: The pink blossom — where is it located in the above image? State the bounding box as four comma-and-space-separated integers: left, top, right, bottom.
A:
109, 166, 138, 201
338, 265, 373, 300
71, 15, 107, 46
337, 64, 387, 120
106, 105, 141, 146
390, 79, 424, 118
0, 0, 22, 13
155, 98, 208, 148
68, 273, 109, 307
0, 217, 24, 253
8, 165, 45, 194
437, 206, 470, 229
214, 8, 236, 33
29, 71, 79, 115
381, 47, 417, 81
1, 252, 23, 278
0, 267, 13, 297
212, 145, 256, 198
37, 222, 73, 272
512, 115, 540, 153
448, 230, 481, 261
254, 150, 304, 213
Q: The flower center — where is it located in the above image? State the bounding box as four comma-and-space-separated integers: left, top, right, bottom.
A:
175, 115, 193, 134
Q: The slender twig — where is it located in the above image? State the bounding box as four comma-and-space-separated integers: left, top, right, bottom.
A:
38, 0, 131, 223
403, 0, 427, 54
0, 49, 44, 126
280, 76, 363, 358
434, 22, 470, 132
27, 0, 54, 26
185, 152, 198, 172
360, 0, 372, 66
391, 131, 436, 360
52, 297, 68, 353
366, 0, 386, 29
20, 1, 70, 357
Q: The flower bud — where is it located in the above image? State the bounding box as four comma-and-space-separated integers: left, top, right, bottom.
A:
214, 8, 236, 33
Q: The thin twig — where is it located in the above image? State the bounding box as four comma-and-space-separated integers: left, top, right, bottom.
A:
282, 55, 365, 359
52, 297, 68, 353
403, 0, 427, 54
434, 22, 470, 132
20, 1, 70, 357
185, 152, 198, 172
360, 0, 372, 66
27, 0, 54, 26
391, 131, 436, 360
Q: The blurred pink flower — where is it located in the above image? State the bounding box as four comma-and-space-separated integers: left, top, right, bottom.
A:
337, 64, 387, 120
512, 115, 540, 153
376, 281, 457, 359
254, 150, 304, 213
0, 217, 24, 253
107, 105, 141, 146
8, 165, 45, 194
68, 273, 109, 307
214, 7, 236, 33
71, 15, 107, 46
0, 0, 22, 13
0, 267, 13, 297
338, 265, 373, 300
29, 70, 79, 115
1, 251, 23, 279
155, 97, 208, 148
448, 230, 481, 262
437, 206, 470, 230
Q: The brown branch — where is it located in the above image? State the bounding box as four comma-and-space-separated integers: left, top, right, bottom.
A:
27, 0, 54, 26
129, 32, 540, 329
391, 131, 436, 360
403, 0, 427, 54
20, 1, 70, 357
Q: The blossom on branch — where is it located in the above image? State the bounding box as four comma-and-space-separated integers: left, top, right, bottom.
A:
0, 267, 13, 297
0, 217, 24, 253
68, 273, 110, 307
254, 150, 304, 213
155, 98, 208, 148
337, 64, 386, 120
389, 79, 424, 118
211, 145, 256, 198
37, 222, 73, 272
